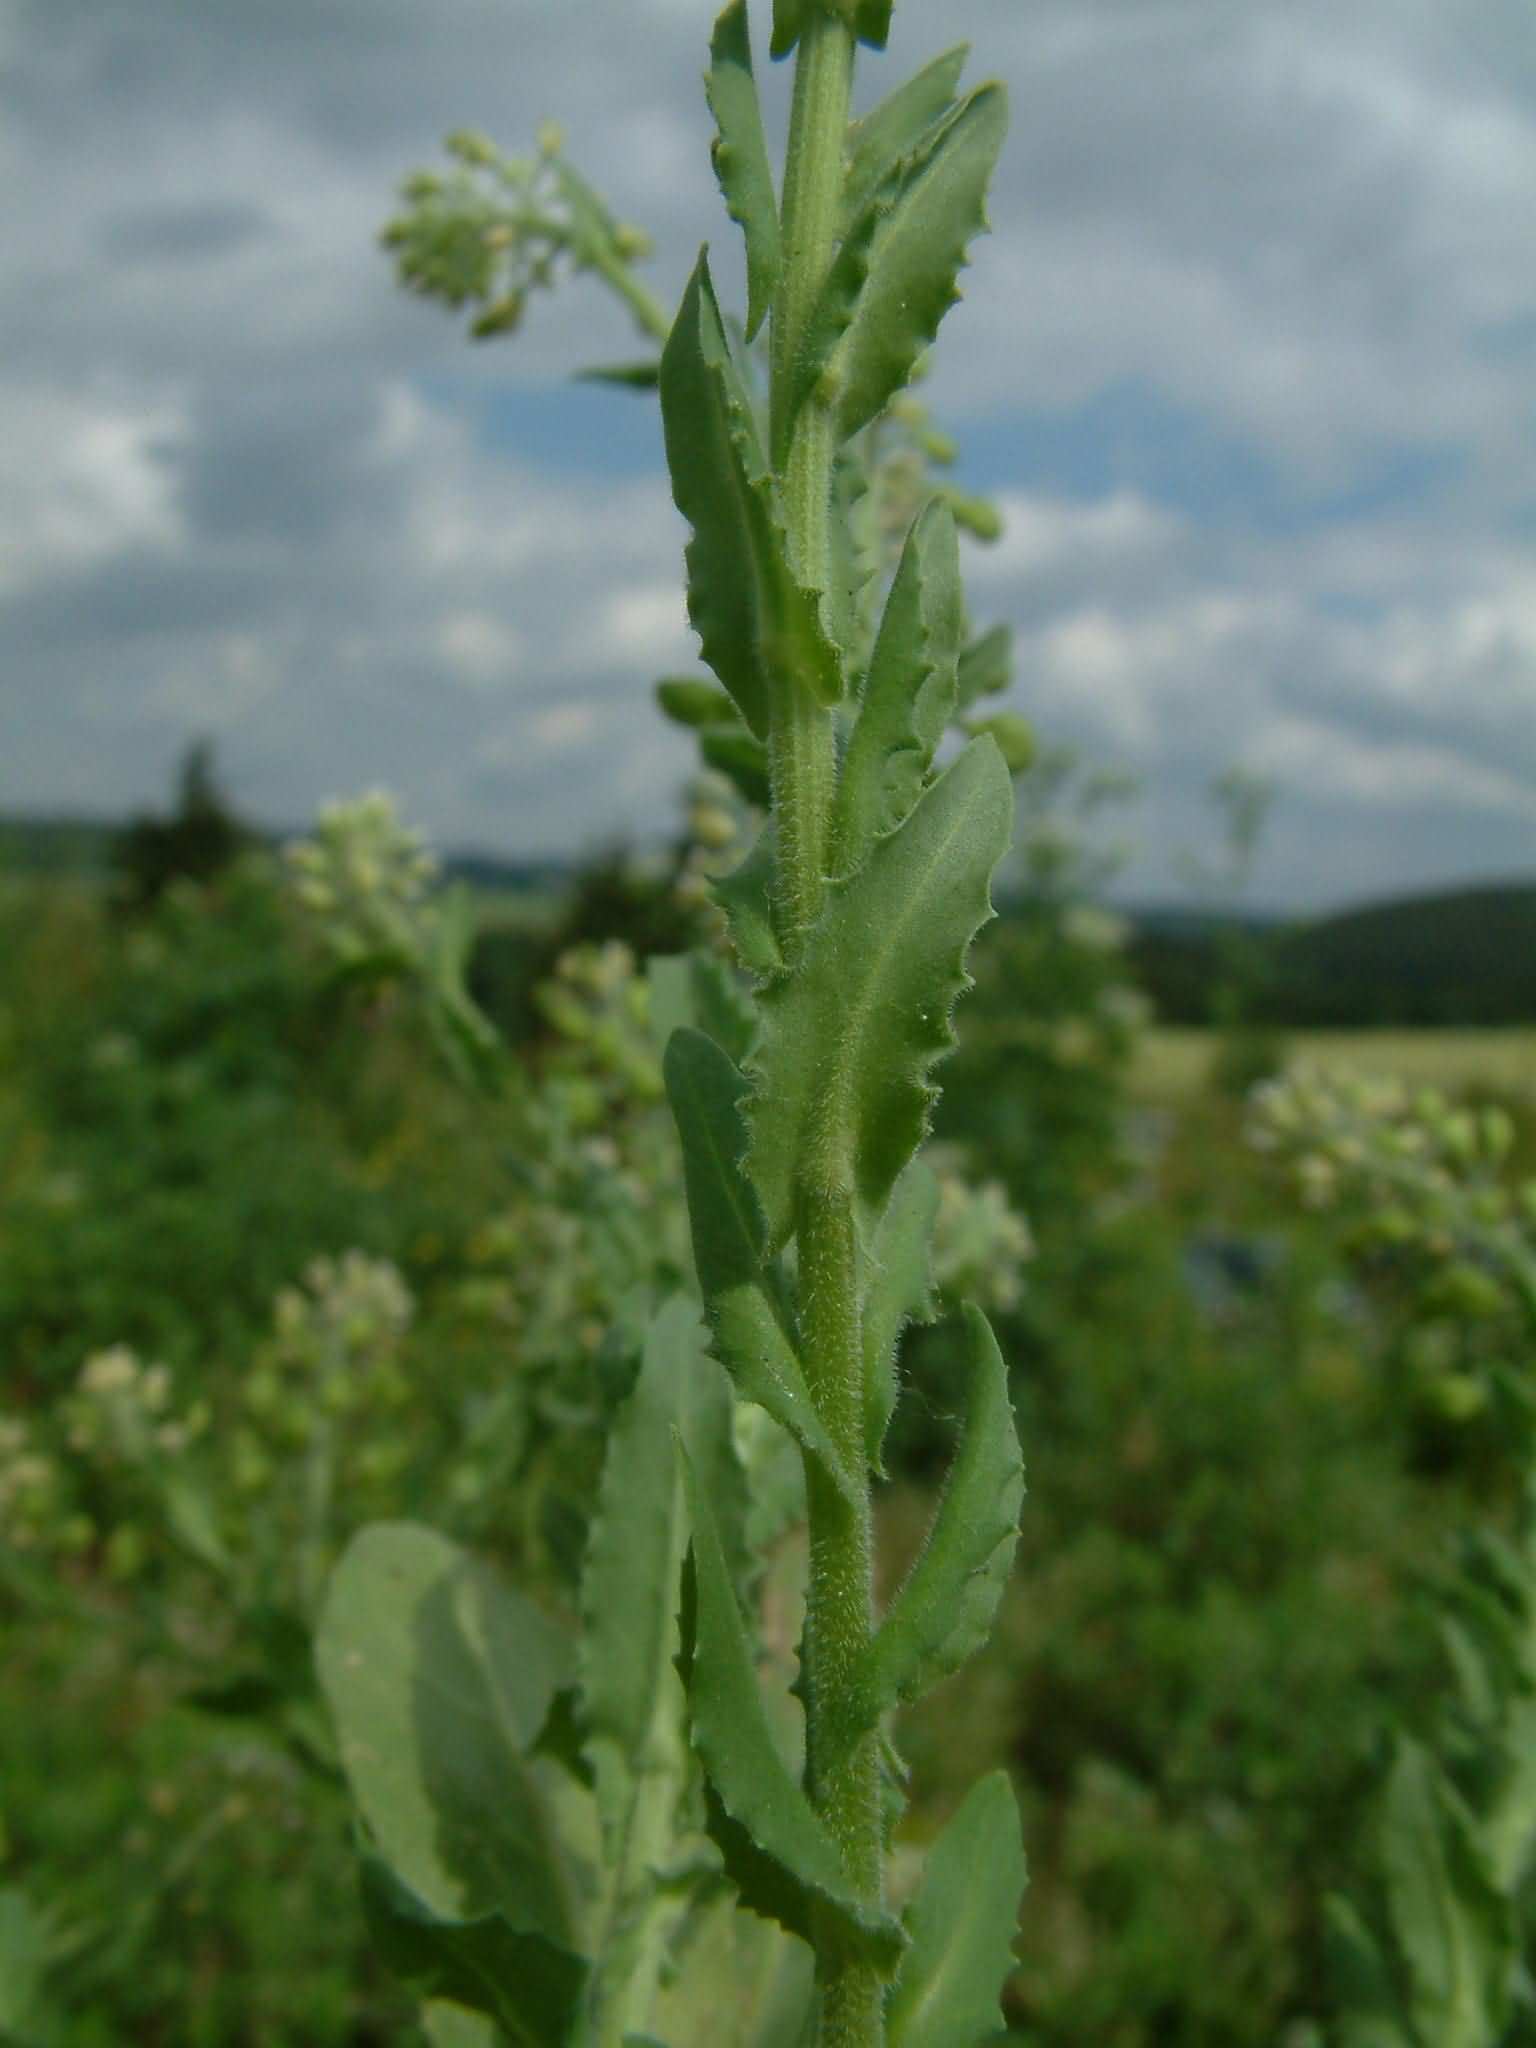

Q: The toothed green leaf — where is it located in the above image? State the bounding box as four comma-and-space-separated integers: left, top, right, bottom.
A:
316, 1523, 579, 1944
361, 1861, 588, 2048
701, 726, 773, 809
680, 1448, 904, 1966
831, 500, 963, 874
707, 0, 781, 342
666, 1027, 859, 1504
956, 624, 1013, 708
795, 85, 1007, 446
862, 1160, 939, 1470
747, 737, 1013, 1249
581, 1297, 740, 1861
657, 677, 740, 729
887, 1772, 1025, 2048
842, 46, 968, 225
661, 253, 842, 732
713, 824, 784, 979
852, 1306, 1022, 1727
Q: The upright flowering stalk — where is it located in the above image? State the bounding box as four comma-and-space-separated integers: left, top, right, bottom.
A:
318, 5, 1027, 2044
657, 3, 1022, 2039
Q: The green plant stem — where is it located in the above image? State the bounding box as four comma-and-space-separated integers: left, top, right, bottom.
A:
771, 17, 886, 2043
797, 1179, 884, 2047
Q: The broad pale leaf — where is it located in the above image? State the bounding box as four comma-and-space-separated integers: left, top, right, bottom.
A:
361, 1861, 588, 2048
681, 1449, 904, 1966
707, 0, 781, 341
665, 1027, 858, 1503
647, 950, 758, 1068
661, 254, 841, 736
861, 1160, 939, 1471
423, 2003, 498, 2048
316, 1522, 580, 1945
581, 1297, 738, 1861
852, 1306, 1022, 1728
747, 737, 1013, 1249
1380, 1737, 1515, 2048
713, 825, 784, 979
965, 712, 1035, 776
887, 1772, 1025, 2048
830, 500, 963, 875
657, 677, 739, 729
650, 1889, 816, 2048
843, 46, 968, 225
795, 86, 1007, 446
956, 624, 1013, 709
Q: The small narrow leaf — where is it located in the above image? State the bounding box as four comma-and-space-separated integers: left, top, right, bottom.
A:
964, 712, 1034, 776
747, 738, 1014, 1249
361, 1861, 588, 2048
843, 48, 969, 227
1322, 1896, 1411, 2048
713, 825, 784, 979
956, 624, 1013, 708
707, 0, 781, 341
581, 1298, 737, 1857
701, 726, 772, 809
831, 500, 963, 874
769, 0, 806, 60
657, 677, 740, 729
852, 1306, 1022, 1727
681, 1448, 903, 1965
851, 0, 894, 51
662, 253, 841, 734
797, 85, 1008, 446
1379, 1737, 1514, 2048
887, 1772, 1025, 2048
575, 360, 662, 390
665, 1027, 859, 1504
862, 1160, 940, 1470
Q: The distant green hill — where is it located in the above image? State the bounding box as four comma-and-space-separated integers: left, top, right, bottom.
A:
1272, 882, 1536, 1027
1126, 882, 1536, 1028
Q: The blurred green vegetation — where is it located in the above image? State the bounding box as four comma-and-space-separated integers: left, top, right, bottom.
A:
2, 814, 1532, 2046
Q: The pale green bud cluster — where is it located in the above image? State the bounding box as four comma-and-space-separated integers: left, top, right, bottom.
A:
245, 1250, 416, 1436
1249, 1065, 1519, 1249
930, 1161, 1034, 1314
1250, 1065, 1531, 1426
382, 125, 662, 345
285, 790, 439, 972
0, 1417, 71, 1554
536, 942, 663, 1111
64, 1344, 207, 1465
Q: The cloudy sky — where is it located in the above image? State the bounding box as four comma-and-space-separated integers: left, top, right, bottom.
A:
3, 0, 1533, 909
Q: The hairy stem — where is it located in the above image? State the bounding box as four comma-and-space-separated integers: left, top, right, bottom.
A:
772, 16, 885, 2042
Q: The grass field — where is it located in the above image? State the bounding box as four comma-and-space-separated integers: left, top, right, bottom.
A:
1132, 1026, 1536, 1104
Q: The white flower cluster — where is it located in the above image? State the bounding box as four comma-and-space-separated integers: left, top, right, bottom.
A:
285, 790, 440, 971
931, 1167, 1035, 1313
65, 1345, 206, 1464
